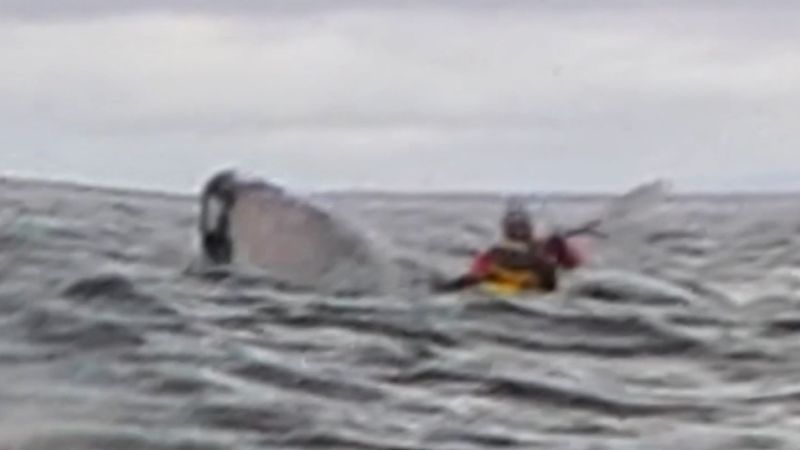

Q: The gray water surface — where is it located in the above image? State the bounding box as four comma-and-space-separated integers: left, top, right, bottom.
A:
1, 177, 799, 449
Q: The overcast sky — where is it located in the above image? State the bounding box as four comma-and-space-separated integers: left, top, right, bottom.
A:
1, 1, 798, 194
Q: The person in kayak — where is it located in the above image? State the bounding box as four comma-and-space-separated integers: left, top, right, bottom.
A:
435, 198, 585, 293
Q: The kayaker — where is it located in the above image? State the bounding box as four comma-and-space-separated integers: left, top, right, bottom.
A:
435, 198, 585, 293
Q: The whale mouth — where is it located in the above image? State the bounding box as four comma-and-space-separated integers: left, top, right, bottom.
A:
199, 170, 239, 264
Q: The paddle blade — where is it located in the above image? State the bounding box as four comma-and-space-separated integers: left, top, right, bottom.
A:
605, 179, 672, 221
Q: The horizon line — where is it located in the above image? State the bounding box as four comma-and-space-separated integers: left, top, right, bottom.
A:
3, 172, 800, 201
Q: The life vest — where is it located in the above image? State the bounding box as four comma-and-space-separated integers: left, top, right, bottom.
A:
479, 240, 556, 291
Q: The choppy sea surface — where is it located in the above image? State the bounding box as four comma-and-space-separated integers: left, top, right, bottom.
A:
1, 177, 800, 450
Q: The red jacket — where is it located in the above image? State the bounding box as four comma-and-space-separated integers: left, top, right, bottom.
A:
543, 235, 582, 269
469, 235, 582, 277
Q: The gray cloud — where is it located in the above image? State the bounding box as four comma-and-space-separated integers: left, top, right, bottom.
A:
0, 0, 587, 21
1, 0, 794, 21
0, 2, 799, 192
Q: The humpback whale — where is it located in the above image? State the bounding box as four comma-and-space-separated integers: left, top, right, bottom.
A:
198, 170, 387, 294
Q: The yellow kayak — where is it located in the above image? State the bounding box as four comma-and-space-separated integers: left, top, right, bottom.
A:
475, 270, 569, 299
475, 263, 547, 298
477, 280, 525, 297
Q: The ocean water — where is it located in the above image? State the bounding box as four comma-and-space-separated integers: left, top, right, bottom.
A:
1, 177, 800, 449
